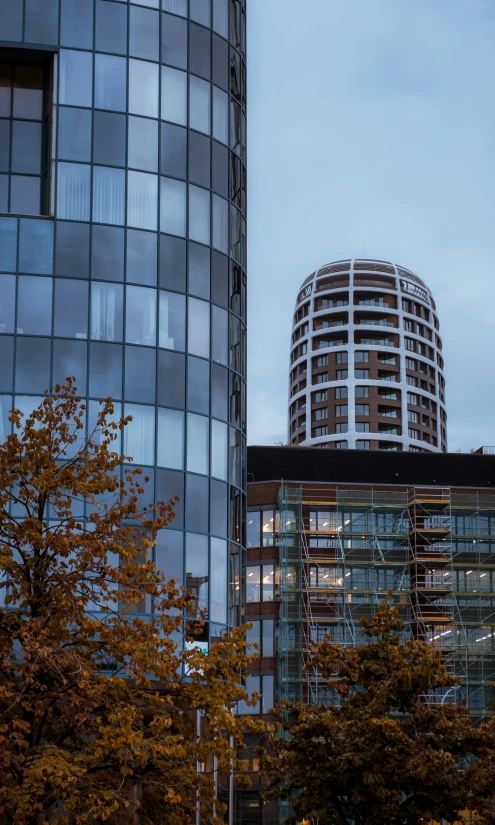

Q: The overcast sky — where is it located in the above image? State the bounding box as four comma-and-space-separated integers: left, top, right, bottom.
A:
246, 0, 495, 452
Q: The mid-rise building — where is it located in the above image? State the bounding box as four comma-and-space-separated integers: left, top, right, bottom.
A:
288, 259, 447, 452
240, 445, 495, 825
0, 0, 247, 661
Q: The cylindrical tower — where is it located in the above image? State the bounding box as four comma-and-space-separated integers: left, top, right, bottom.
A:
0, 0, 247, 640
289, 259, 447, 452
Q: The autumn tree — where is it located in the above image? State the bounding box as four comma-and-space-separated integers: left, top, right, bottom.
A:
261, 603, 495, 825
0, 381, 263, 825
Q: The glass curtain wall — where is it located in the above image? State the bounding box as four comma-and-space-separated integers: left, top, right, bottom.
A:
0, 0, 247, 643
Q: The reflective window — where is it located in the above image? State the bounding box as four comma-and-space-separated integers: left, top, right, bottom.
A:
95, 54, 127, 112
158, 350, 185, 408
211, 363, 228, 420
61, 0, 94, 49
187, 413, 209, 475
0, 274, 15, 333
210, 478, 227, 538
57, 162, 91, 222
213, 87, 229, 144
0, 337, 14, 391
210, 537, 227, 624
213, 0, 229, 38
211, 250, 228, 306
186, 473, 209, 533
211, 305, 228, 365
155, 528, 183, 583
92, 225, 124, 281
53, 339, 87, 395
125, 345, 156, 404
160, 123, 187, 178
0, 217, 17, 271
10, 176, 40, 215
190, 23, 211, 80
25, 0, 58, 43
156, 471, 184, 532
54, 279, 88, 338
186, 532, 208, 619
191, 0, 210, 25
189, 76, 210, 134
59, 50, 93, 107
130, 6, 159, 61
55, 222, 90, 279
125, 285, 157, 346
58, 107, 92, 162
129, 59, 159, 118
157, 407, 184, 469
246, 511, 261, 548
187, 356, 209, 414
93, 111, 126, 167
159, 290, 185, 350
160, 177, 186, 236
95, 0, 127, 55
17, 276, 52, 335
211, 419, 228, 481
127, 171, 158, 231
161, 67, 187, 126
212, 141, 228, 198
89, 342, 122, 400
12, 121, 41, 174
212, 34, 229, 91
12, 65, 43, 119
189, 131, 210, 188
188, 297, 210, 358
126, 229, 157, 286
188, 242, 210, 299
128, 117, 158, 173
212, 194, 228, 253
93, 166, 125, 225
90, 282, 123, 342
189, 185, 210, 245
124, 403, 155, 465
15, 337, 50, 394
159, 234, 186, 292
162, 0, 187, 14
19, 218, 53, 274
1, 0, 22, 40
162, 13, 187, 69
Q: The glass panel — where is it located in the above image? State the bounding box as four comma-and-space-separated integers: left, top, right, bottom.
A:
0, 120, 10, 171
190, 0, 210, 25
210, 537, 227, 623
127, 171, 158, 231
212, 140, 228, 198
58, 107, 92, 162
55, 222, 90, 279
155, 528, 183, 584
91, 226, 124, 282
54, 279, 88, 338
13, 66, 43, 119
161, 66, 187, 126
190, 23, 211, 80
93, 166, 125, 225
189, 76, 210, 134
10, 176, 40, 215
211, 250, 228, 306
211, 305, 228, 365
187, 413, 209, 475
11, 121, 41, 174
262, 620, 275, 657
187, 356, 209, 414
246, 567, 260, 603
212, 33, 229, 91
15, 337, 50, 394
246, 511, 261, 548
212, 194, 228, 253
0, 394, 12, 441
0, 274, 15, 334
60, 0, 94, 49
213, 0, 228, 38
24, 0, 58, 44
19, 219, 53, 274
129, 59, 159, 118
189, 130, 210, 188
158, 349, 185, 408
156, 470, 184, 529
89, 342, 123, 400
186, 473, 208, 533
159, 234, 186, 292
53, 339, 87, 394
262, 675, 274, 714
246, 619, 260, 649
160, 177, 186, 236
95, 0, 127, 55
0, 0, 22, 40
189, 185, 210, 245
188, 297, 210, 358
157, 407, 184, 469
162, 0, 187, 15
212, 86, 229, 144
161, 122, 187, 178
211, 419, 228, 481
95, 54, 127, 112
159, 290, 185, 350
186, 532, 208, 619
130, 6, 159, 61
262, 564, 274, 601
188, 242, 210, 299
0, 175, 7, 212
124, 403, 155, 465
59, 50, 93, 108
90, 282, 123, 342
238, 675, 260, 715
93, 111, 126, 167
211, 363, 228, 420
125, 285, 157, 346
125, 345, 156, 403
128, 117, 158, 173
210, 478, 227, 538
57, 162, 91, 221
126, 229, 157, 286
0, 337, 13, 391
0, 218, 17, 271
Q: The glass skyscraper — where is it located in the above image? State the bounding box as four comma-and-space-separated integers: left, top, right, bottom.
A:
0, 0, 247, 645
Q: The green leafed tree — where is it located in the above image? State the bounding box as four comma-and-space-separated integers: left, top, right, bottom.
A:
260, 602, 495, 825
0, 381, 263, 825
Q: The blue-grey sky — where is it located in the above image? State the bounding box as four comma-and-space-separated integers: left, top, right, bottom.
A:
246, 0, 495, 451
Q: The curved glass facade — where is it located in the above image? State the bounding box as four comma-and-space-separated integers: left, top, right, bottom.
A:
0, 0, 247, 642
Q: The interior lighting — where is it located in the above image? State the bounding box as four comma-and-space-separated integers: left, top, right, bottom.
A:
480, 573, 487, 578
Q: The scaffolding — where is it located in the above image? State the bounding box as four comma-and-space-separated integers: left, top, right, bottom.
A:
276, 484, 495, 721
